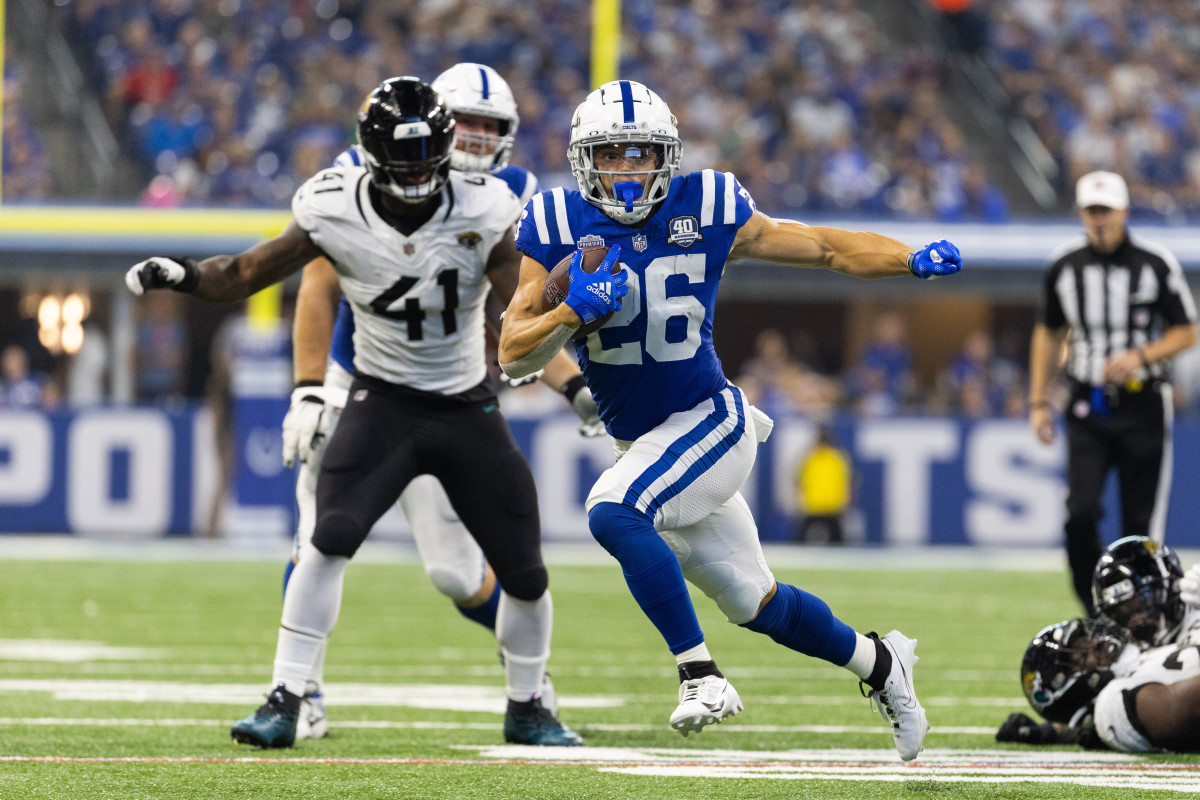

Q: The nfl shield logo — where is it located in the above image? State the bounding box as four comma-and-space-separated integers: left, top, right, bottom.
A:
404, 242, 415, 256
632, 233, 648, 252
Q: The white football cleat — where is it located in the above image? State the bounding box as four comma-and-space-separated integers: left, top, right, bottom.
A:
866, 630, 929, 761
669, 674, 742, 737
296, 690, 328, 740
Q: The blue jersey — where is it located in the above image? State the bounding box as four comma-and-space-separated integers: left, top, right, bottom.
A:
325, 146, 538, 373
515, 170, 756, 440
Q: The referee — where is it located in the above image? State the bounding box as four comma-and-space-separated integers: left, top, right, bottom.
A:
1028, 170, 1198, 614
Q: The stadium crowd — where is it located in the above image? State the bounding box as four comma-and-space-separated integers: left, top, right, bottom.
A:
34, 0, 1007, 221
988, 0, 1200, 222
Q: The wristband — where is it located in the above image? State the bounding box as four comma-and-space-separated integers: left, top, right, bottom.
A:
561, 374, 587, 404
172, 257, 201, 293
295, 379, 324, 389
906, 252, 917, 277
1137, 348, 1151, 368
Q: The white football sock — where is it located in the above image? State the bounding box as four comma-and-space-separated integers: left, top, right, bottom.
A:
843, 632, 879, 682
273, 544, 349, 696
496, 591, 552, 702
675, 642, 713, 666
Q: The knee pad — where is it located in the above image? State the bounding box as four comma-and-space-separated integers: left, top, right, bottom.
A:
311, 512, 368, 557
686, 560, 769, 625
424, 562, 482, 603
496, 564, 547, 602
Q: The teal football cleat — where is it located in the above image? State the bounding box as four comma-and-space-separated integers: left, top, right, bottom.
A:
231, 684, 301, 748
503, 697, 583, 746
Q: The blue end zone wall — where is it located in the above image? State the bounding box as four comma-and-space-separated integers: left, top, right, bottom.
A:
0, 406, 1195, 547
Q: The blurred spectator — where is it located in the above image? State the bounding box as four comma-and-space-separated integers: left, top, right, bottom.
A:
938, 329, 1023, 418
66, 324, 110, 407
736, 328, 808, 416
1, 344, 46, 409
848, 311, 916, 416
794, 424, 853, 545
134, 291, 187, 403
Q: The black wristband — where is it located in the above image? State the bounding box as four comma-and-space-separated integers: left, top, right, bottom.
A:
171, 257, 201, 293
561, 374, 587, 404
295, 380, 324, 389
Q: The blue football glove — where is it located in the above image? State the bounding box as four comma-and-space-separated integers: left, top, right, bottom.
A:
564, 244, 627, 324
907, 240, 962, 279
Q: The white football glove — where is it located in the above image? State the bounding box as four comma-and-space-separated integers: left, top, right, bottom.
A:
500, 368, 544, 389
125, 256, 198, 296
1180, 563, 1200, 609
570, 384, 605, 438
281, 385, 349, 468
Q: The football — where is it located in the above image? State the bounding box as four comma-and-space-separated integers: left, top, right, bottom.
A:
541, 245, 620, 339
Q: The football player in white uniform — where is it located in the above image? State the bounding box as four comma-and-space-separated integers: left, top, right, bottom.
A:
1002, 537, 1200, 752
125, 77, 581, 748
281, 64, 597, 740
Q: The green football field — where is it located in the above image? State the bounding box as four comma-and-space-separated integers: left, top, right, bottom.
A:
1, 543, 1198, 799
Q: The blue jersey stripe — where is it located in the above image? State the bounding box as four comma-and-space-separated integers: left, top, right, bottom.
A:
479, 66, 490, 99
623, 389, 741, 518
619, 80, 635, 123
644, 389, 746, 519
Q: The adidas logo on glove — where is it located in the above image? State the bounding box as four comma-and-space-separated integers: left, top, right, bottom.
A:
586, 282, 613, 304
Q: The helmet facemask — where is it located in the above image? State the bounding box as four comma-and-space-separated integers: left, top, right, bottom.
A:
450, 114, 515, 173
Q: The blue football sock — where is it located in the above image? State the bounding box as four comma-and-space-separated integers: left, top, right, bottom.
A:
589, 502, 704, 654
740, 582, 856, 666
455, 582, 500, 630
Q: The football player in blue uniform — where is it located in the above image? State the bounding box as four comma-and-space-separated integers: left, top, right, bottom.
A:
279, 64, 596, 741
498, 80, 963, 761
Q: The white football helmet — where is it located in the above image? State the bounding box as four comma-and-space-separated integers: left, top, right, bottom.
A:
568, 80, 681, 224
432, 63, 519, 173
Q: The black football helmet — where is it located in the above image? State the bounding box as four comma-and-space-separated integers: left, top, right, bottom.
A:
1021, 616, 1130, 726
1092, 535, 1184, 646
357, 77, 456, 203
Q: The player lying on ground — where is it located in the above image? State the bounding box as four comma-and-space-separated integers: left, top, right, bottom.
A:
1001, 537, 1200, 752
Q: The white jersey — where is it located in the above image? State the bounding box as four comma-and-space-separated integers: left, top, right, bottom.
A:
1094, 635, 1200, 753
292, 166, 521, 393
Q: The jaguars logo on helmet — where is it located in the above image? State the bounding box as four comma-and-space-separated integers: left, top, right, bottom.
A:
1021, 616, 1130, 726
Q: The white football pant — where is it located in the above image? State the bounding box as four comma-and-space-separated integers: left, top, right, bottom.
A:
585, 384, 776, 624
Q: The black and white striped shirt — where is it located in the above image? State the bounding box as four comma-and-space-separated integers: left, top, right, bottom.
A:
1042, 233, 1197, 386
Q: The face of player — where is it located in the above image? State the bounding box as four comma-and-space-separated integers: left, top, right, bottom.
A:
455, 112, 503, 156
593, 143, 663, 196
1080, 205, 1129, 255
